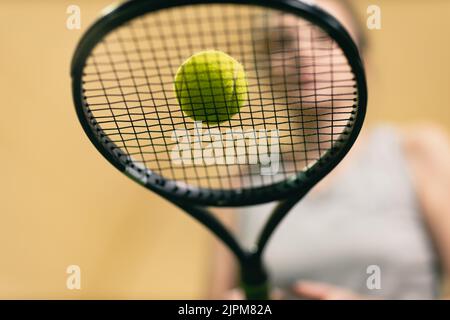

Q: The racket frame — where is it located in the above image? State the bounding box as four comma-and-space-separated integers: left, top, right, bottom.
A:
71, 0, 367, 299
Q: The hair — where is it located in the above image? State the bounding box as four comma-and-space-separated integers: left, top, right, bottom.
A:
340, 0, 368, 52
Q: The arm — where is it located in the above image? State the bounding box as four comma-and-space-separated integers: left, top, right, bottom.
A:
402, 125, 450, 297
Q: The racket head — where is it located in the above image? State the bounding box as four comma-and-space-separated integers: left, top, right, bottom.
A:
71, 0, 367, 207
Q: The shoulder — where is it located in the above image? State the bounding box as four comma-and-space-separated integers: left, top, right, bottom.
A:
399, 123, 449, 216
401, 123, 450, 164
399, 125, 450, 276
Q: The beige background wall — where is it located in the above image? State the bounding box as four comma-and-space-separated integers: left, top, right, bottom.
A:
0, 0, 448, 298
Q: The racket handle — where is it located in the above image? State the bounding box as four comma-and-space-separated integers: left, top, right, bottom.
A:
241, 281, 269, 300
240, 253, 269, 300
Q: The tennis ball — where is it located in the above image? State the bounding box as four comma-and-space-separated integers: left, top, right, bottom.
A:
174, 50, 248, 124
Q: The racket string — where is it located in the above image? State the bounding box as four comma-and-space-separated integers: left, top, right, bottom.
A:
81, 4, 358, 191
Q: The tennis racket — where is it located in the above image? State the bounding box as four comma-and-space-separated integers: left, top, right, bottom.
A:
71, 0, 367, 299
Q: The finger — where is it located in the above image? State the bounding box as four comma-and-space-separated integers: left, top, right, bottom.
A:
293, 281, 360, 300
224, 288, 245, 300
271, 288, 284, 300
293, 281, 333, 299
224, 287, 284, 300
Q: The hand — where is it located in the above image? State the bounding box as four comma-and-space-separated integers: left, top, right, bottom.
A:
224, 281, 372, 300
293, 281, 372, 300
224, 288, 284, 300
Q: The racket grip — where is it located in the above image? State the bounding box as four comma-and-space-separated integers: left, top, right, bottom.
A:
241, 281, 269, 300
240, 254, 269, 300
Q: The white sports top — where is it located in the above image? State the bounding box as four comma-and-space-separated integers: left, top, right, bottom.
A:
237, 126, 441, 299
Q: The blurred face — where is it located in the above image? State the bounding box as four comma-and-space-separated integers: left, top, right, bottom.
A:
256, 0, 362, 160
265, 0, 360, 86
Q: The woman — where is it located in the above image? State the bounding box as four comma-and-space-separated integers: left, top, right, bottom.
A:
209, 0, 450, 299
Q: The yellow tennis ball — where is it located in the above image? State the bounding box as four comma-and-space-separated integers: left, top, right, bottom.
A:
174, 50, 248, 124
